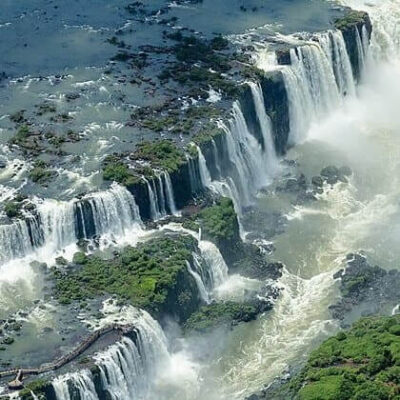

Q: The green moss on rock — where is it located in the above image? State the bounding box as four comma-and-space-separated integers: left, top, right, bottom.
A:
4, 201, 22, 218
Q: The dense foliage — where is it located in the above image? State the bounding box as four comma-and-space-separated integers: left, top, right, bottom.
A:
131, 139, 186, 172
274, 316, 400, 400
53, 235, 196, 313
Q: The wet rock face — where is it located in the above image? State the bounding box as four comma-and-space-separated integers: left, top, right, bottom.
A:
260, 71, 290, 155
320, 165, 352, 185
329, 253, 400, 323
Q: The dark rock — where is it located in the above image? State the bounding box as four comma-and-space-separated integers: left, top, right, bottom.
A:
329, 253, 400, 323
276, 49, 291, 65
311, 175, 324, 187
260, 70, 290, 155
320, 165, 340, 184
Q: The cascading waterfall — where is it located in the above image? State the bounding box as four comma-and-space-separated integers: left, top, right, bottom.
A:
343, 0, 400, 61
0, 183, 143, 264
75, 182, 143, 241
51, 309, 170, 400
247, 81, 279, 171
0, 216, 42, 263
193, 85, 278, 212
257, 30, 356, 144
160, 223, 229, 299
187, 155, 202, 193
197, 238, 229, 289
145, 172, 177, 220
163, 172, 177, 215
355, 27, 366, 73
186, 259, 210, 303
319, 30, 356, 96
52, 370, 99, 400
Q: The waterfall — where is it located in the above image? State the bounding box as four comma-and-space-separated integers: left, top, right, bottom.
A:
197, 100, 274, 210
36, 199, 76, 253
144, 177, 161, 220
197, 239, 229, 289
273, 31, 355, 144
95, 337, 152, 399
186, 259, 210, 303
0, 216, 41, 263
355, 27, 366, 75
144, 172, 177, 220
187, 155, 202, 193
319, 30, 355, 96
76, 183, 143, 240
157, 175, 167, 216
197, 147, 212, 188
163, 172, 177, 215
247, 81, 278, 171
0, 184, 143, 263
30, 392, 40, 400
160, 223, 229, 297
50, 308, 170, 400
53, 370, 99, 400
197, 145, 244, 218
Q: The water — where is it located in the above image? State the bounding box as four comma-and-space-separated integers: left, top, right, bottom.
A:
195, 82, 279, 213
262, 30, 355, 144
53, 370, 99, 400
145, 172, 177, 220
0, 183, 143, 264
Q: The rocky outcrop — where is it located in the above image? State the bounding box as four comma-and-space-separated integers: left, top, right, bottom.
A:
329, 253, 400, 324
260, 71, 290, 155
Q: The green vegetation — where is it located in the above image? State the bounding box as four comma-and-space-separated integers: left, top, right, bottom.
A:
131, 140, 186, 172
192, 124, 225, 145
173, 35, 230, 72
161, 66, 238, 97
135, 105, 221, 136
102, 157, 140, 186
184, 301, 258, 333
28, 160, 55, 184
197, 197, 239, 242
335, 11, 368, 30
9, 125, 30, 146
157, 32, 239, 97
4, 201, 22, 218
102, 140, 187, 185
273, 316, 400, 400
53, 235, 198, 315
19, 379, 50, 400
